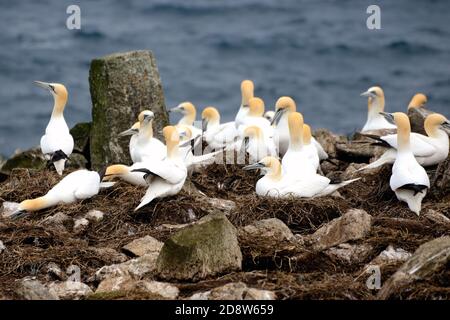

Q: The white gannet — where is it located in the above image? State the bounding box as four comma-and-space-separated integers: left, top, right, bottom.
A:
360, 86, 397, 132
272, 96, 327, 159
387, 112, 430, 215
202, 106, 238, 149
241, 125, 278, 162
237, 97, 273, 136
169, 102, 203, 140
5, 169, 107, 219
132, 126, 188, 211
264, 110, 275, 123
360, 113, 450, 170
35, 81, 74, 175
302, 124, 321, 171
131, 110, 166, 163
281, 112, 317, 176
119, 121, 140, 159
235, 80, 254, 128
243, 156, 359, 198
104, 164, 148, 186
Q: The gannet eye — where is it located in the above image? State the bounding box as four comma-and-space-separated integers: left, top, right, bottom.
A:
49, 84, 56, 93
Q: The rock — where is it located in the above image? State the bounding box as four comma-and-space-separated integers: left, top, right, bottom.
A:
95, 253, 158, 281
313, 129, 346, 158
122, 235, 163, 257
88, 247, 128, 264
0, 148, 47, 173
0, 240, 5, 253
48, 281, 93, 300
366, 245, 411, 268
189, 282, 276, 300
202, 197, 237, 215
424, 209, 450, 226
41, 212, 72, 232
15, 277, 59, 300
156, 213, 242, 281
70, 122, 91, 155
46, 263, 65, 280
1, 201, 21, 219
378, 236, 450, 299
325, 243, 373, 264
431, 156, 450, 197
408, 107, 434, 136
96, 276, 179, 299
89, 50, 169, 169
73, 218, 89, 233
66, 153, 88, 170
336, 141, 386, 163
310, 209, 372, 251
85, 210, 105, 223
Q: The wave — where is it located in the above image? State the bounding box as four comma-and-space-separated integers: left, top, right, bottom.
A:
385, 40, 440, 54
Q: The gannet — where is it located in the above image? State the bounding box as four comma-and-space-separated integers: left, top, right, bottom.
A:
243, 156, 359, 198
104, 164, 148, 186
360, 113, 450, 170
241, 125, 277, 162
169, 102, 202, 140
272, 96, 327, 159
387, 112, 430, 215
5, 169, 107, 219
132, 126, 188, 211
302, 124, 321, 171
235, 80, 254, 128
237, 97, 272, 135
119, 121, 140, 158
281, 112, 317, 176
131, 110, 166, 163
35, 81, 74, 175
264, 111, 275, 123
407, 93, 428, 110
360, 86, 397, 132
202, 107, 237, 149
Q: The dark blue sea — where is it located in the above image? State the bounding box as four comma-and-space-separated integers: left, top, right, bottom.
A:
0, 0, 449, 157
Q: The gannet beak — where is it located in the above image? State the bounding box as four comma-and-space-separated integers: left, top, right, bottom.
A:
271, 108, 285, 126
34, 81, 54, 92
118, 128, 138, 137
168, 106, 181, 113
441, 121, 450, 133
243, 162, 265, 171
380, 112, 395, 125
202, 119, 208, 132
360, 90, 371, 97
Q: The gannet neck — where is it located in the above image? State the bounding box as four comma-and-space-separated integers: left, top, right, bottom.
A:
248, 97, 265, 117
164, 126, 181, 159
394, 113, 411, 153
19, 196, 56, 212
141, 120, 154, 140
241, 80, 254, 107
105, 164, 130, 177
244, 125, 263, 140
424, 114, 446, 138
368, 95, 385, 116
51, 93, 68, 118
267, 157, 282, 181
288, 112, 304, 150
408, 93, 427, 110
178, 103, 197, 126
202, 107, 220, 129
303, 124, 312, 145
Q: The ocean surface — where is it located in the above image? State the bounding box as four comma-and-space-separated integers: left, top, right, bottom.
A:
0, 0, 449, 157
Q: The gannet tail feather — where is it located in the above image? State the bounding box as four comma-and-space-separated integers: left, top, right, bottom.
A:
357, 149, 397, 171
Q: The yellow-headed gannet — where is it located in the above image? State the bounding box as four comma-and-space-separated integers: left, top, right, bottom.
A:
360, 113, 450, 170
131, 110, 166, 163
132, 126, 188, 211
35, 81, 74, 175
235, 80, 254, 128
360, 86, 397, 132
407, 93, 428, 110
387, 112, 430, 215
169, 102, 203, 140
5, 168, 107, 219
241, 125, 277, 162
302, 124, 321, 171
237, 97, 273, 136
243, 156, 359, 198
202, 107, 237, 149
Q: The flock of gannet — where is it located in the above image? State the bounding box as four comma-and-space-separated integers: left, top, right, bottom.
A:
4, 80, 450, 219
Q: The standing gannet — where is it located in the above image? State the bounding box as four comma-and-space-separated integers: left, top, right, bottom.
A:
132, 126, 188, 211
202, 107, 237, 149
119, 121, 140, 160
360, 113, 450, 170
281, 112, 317, 176
243, 156, 359, 198
272, 96, 327, 159
131, 111, 166, 163
387, 113, 430, 215
302, 124, 321, 171
241, 125, 277, 162
264, 110, 275, 123
169, 102, 203, 140
408, 93, 428, 110
360, 86, 397, 132
35, 81, 74, 175
5, 169, 106, 219
235, 80, 254, 128
237, 97, 273, 137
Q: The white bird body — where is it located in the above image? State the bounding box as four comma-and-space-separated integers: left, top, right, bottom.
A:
361, 86, 397, 132
234, 80, 254, 128
131, 111, 166, 163
202, 107, 238, 149
241, 126, 277, 162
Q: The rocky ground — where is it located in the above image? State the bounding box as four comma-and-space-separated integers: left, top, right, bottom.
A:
1, 139, 450, 299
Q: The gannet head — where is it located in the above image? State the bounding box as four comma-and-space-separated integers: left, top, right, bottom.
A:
201, 107, 220, 131
104, 164, 130, 179
242, 125, 263, 150
361, 86, 385, 112
163, 125, 180, 158
288, 112, 304, 148
177, 125, 193, 142
248, 97, 265, 117
119, 121, 140, 137
408, 93, 428, 110
241, 80, 254, 107
243, 156, 282, 180
19, 197, 47, 213
424, 113, 450, 137
303, 124, 313, 145
138, 110, 155, 125
170, 102, 197, 125
272, 96, 296, 126
34, 81, 68, 113
50, 150, 69, 176
264, 111, 275, 122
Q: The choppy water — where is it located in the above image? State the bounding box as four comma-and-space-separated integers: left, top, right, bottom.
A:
0, 0, 449, 157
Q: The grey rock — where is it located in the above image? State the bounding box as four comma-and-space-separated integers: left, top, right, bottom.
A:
239, 218, 295, 242
408, 107, 434, 136
15, 277, 59, 300
366, 245, 411, 268
46, 262, 65, 280
122, 235, 163, 257
48, 281, 93, 300
41, 212, 72, 232
70, 122, 91, 155
88, 247, 128, 264
325, 243, 373, 264
1, 202, 21, 219
73, 218, 89, 233
424, 209, 450, 226
95, 253, 158, 281
189, 282, 276, 300
85, 210, 105, 223
1, 148, 47, 173
431, 155, 450, 197
156, 213, 242, 281
313, 129, 347, 158
89, 50, 169, 169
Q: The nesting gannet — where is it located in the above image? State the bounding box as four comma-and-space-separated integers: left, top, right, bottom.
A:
235, 80, 254, 128
243, 156, 359, 198
131, 111, 166, 163
387, 113, 430, 215
272, 96, 327, 159
241, 125, 277, 162
119, 121, 140, 160
132, 126, 188, 211
104, 164, 148, 186
360, 86, 397, 132
169, 102, 203, 140
281, 112, 317, 176
35, 81, 74, 175
264, 111, 275, 123
360, 113, 450, 170
202, 107, 237, 149
5, 169, 106, 219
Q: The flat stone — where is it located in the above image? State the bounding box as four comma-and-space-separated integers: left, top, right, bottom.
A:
122, 235, 163, 257
1, 202, 21, 219
48, 281, 93, 300
95, 253, 158, 281
366, 245, 411, 268
325, 243, 373, 264
189, 282, 276, 300
41, 212, 72, 232
15, 277, 59, 300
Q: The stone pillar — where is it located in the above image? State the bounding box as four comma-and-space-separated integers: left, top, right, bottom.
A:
89, 50, 169, 169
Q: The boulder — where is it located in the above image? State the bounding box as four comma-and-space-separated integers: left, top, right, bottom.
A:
1, 148, 47, 173
87, 247, 128, 264
309, 209, 372, 251
89, 50, 169, 169
336, 141, 386, 163
325, 243, 373, 265
378, 236, 450, 299
189, 282, 276, 300
15, 277, 59, 300
408, 107, 434, 135
95, 253, 158, 281
70, 122, 91, 155
313, 129, 347, 158
155, 213, 242, 281
431, 155, 450, 197
122, 235, 163, 257
48, 281, 93, 300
